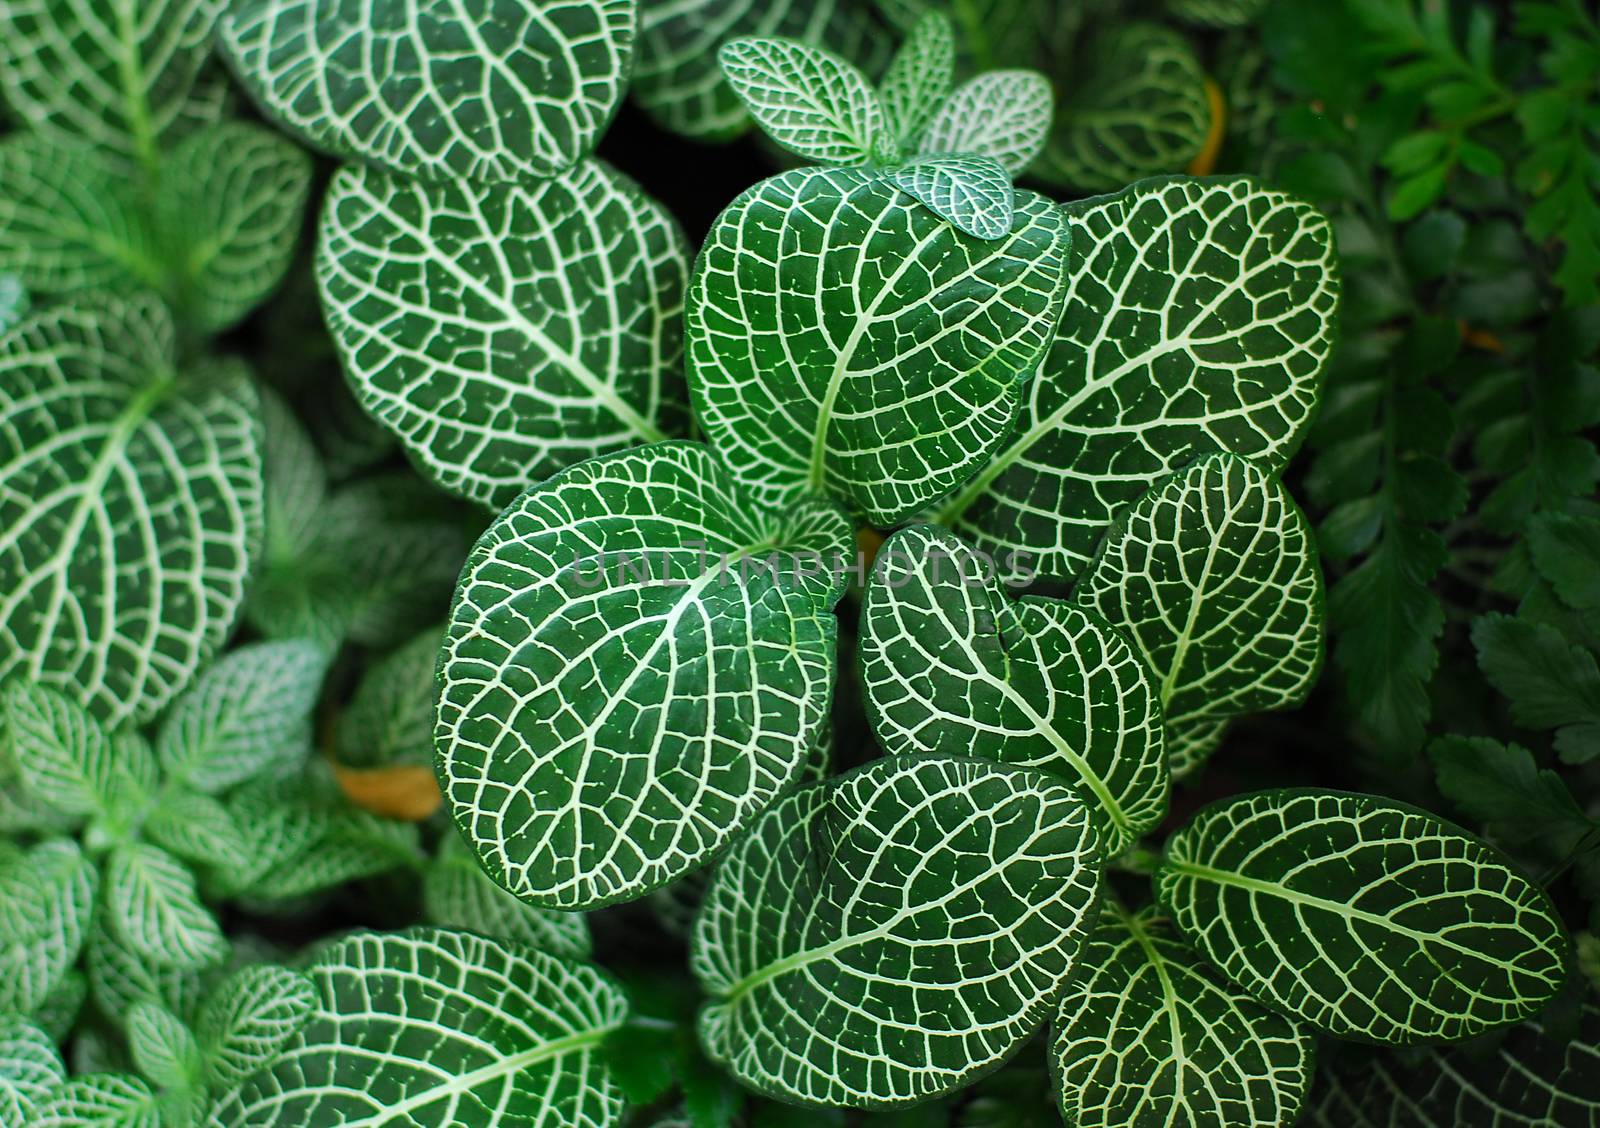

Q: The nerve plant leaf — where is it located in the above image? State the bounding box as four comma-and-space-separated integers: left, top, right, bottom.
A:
336, 626, 442, 769
692, 755, 1103, 1108
424, 837, 592, 960
0, 0, 226, 167
3, 681, 126, 817
889, 155, 1015, 240
103, 843, 228, 971
1033, 24, 1211, 192
0, 297, 264, 725
194, 965, 316, 1087
919, 70, 1053, 175
940, 176, 1338, 581
1073, 455, 1324, 775
219, 0, 635, 181
126, 999, 202, 1091
438, 441, 851, 909
31, 1072, 162, 1128
718, 37, 885, 165
1052, 905, 1312, 1128
0, 840, 98, 1015
319, 159, 689, 509
208, 928, 629, 1128
859, 525, 1167, 853
1157, 790, 1571, 1044
0, 1016, 65, 1126
687, 166, 1071, 526
877, 12, 955, 148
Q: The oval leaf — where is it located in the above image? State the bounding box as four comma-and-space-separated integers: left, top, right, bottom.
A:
424, 839, 591, 959
32, 1072, 161, 1128
207, 928, 628, 1128
0, 298, 264, 725
877, 12, 954, 146
919, 70, 1053, 175
693, 755, 1103, 1108
1053, 904, 1312, 1127
859, 525, 1167, 853
686, 166, 1071, 526
103, 844, 228, 972
0, 1016, 64, 1125
319, 159, 689, 508
218, 0, 634, 181
1157, 790, 1571, 1044
0, 841, 98, 1016
718, 37, 883, 164
437, 441, 851, 909
889, 154, 1015, 239
941, 175, 1338, 580
1073, 454, 1324, 767
195, 965, 316, 1088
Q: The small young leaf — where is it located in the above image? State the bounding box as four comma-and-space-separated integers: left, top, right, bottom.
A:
919, 71, 1053, 175
143, 791, 251, 872
156, 638, 327, 793
0, 841, 98, 1015
194, 965, 316, 1088
206, 928, 629, 1128
859, 525, 1168, 853
84, 921, 210, 1032
30, 1072, 162, 1128
1075, 455, 1324, 767
693, 756, 1103, 1107
0, 1016, 65, 1125
103, 844, 228, 971
1158, 790, 1571, 1044
687, 166, 1071, 526
218, 0, 635, 181
437, 441, 851, 908
718, 37, 883, 164
335, 626, 443, 769
126, 1000, 201, 1092
1053, 905, 1312, 1128
0, 297, 264, 725
889, 154, 1015, 239
2, 681, 123, 817
318, 158, 689, 509
878, 12, 955, 147
941, 176, 1337, 580
424, 839, 592, 959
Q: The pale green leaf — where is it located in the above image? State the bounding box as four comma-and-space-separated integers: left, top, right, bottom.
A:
1034, 24, 1211, 192
243, 802, 421, 902
0, 0, 226, 165
0, 297, 264, 725
0, 840, 99, 1015
144, 791, 251, 872
686, 166, 1071, 526
919, 70, 1052, 175
0, 1016, 65, 1128
878, 12, 954, 147
318, 158, 689, 509
206, 928, 629, 1128
1167, 717, 1230, 780
218, 0, 634, 181
0, 274, 26, 334
0, 136, 157, 297
1073, 455, 1324, 765
126, 1000, 202, 1092
940, 176, 1338, 581
425, 838, 592, 959
156, 639, 327, 793
438, 441, 851, 908
859, 525, 1167, 854
2, 680, 123, 816
336, 625, 443, 769
1052, 904, 1312, 1128
693, 755, 1103, 1108
103, 843, 228, 971
889, 154, 1015, 239
31, 1072, 162, 1128
1157, 790, 1571, 1044
632, 0, 880, 143
156, 121, 311, 332
32, 970, 87, 1044
85, 915, 212, 1025
194, 965, 316, 1088
718, 37, 884, 165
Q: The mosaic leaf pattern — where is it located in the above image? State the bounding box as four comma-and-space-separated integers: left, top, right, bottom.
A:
3, 681, 126, 817
942, 176, 1338, 580
219, 0, 634, 181
889, 154, 1015, 240
207, 928, 628, 1128
0, 1017, 64, 1126
1052, 904, 1312, 1128
877, 12, 954, 147
194, 966, 317, 1087
693, 755, 1103, 1108
319, 159, 689, 509
919, 70, 1053, 175
424, 838, 592, 959
0, 298, 263, 725
103, 843, 228, 971
1034, 24, 1211, 192
0, 0, 226, 165
687, 166, 1071, 525
719, 37, 884, 164
437, 442, 852, 909
33, 1073, 161, 1128
0, 841, 98, 1015
1158, 790, 1571, 1044
858, 525, 1167, 854
1074, 456, 1324, 755
632, 0, 878, 142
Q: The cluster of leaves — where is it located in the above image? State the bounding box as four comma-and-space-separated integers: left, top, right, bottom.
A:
1, 0, 1597, 1126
